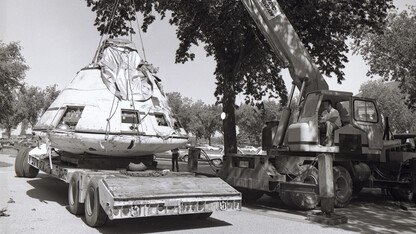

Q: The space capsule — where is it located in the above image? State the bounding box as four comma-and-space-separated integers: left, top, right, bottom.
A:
32, 38, 188, 156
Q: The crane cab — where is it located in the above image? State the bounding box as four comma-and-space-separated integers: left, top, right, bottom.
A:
284, 90, 383, 154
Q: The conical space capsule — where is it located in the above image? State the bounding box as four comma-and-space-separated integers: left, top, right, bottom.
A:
33, 39, 188, 156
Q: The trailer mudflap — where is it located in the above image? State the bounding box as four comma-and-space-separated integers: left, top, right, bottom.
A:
98, 174, 242, 220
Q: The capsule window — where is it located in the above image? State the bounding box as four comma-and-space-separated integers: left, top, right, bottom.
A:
121, 110, 139, 124
59, 106, 84, 130
155, 113, 168, 126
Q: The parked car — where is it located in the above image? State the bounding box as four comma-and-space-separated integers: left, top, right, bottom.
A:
178, 148, 190, 162
200, 147, 245, 166
254, 148, 267, 155
0, 138, 16, 147
241, 145, 258, 153
198, 144, 221, 151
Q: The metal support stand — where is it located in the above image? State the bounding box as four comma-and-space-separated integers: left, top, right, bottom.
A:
307, 153, 348, 225
187, 147, 200, 172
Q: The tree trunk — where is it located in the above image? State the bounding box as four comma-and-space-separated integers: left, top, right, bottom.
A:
6, 127, 11, 138
20, 120, 28, 136
223, 77, 237, 154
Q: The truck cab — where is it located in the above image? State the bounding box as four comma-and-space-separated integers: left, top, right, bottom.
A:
285, 90, 383, 154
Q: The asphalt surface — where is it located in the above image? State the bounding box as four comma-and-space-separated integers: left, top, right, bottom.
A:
1, 148, 416, 234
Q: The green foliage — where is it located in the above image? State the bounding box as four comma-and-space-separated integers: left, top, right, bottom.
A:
0, 41, 29, 124
42, 84, 61, 113
359, 80, 416, 133
236, 101, 282, 145
14, 85, 61, 127
1, 84, 60, 137
166, 92, 193, 132
353, 7, 416, 109
167, 92, 222, 144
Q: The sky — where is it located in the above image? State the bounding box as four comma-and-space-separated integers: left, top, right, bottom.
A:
1, 0, 414, 105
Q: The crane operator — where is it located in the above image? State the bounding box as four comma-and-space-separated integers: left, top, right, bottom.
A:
319, 100, 341, 146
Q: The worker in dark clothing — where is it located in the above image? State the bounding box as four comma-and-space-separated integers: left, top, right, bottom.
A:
171, 148, 179, 172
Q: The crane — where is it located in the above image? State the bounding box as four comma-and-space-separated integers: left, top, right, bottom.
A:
218, 0, 416, 211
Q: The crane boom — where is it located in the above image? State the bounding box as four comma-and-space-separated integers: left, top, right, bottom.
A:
241, 0, 329, 96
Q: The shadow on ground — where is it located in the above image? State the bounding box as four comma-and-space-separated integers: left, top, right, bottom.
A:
249, 189, 416, 234
94, 215, 231, 234
334, 189, 416, 233
26, 174, 68, 206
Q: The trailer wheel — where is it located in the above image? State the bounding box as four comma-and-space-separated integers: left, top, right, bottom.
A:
22, 149, 39, 178
290, 165, 319, 210
333, 166, 353, 208
68, 173, 84, 215
15, 148, 30, 177
389, 174, 413, 203
211, 158, 222, 166
84, 178, 107, 227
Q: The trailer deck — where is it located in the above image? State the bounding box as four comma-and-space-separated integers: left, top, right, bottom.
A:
27, 151, 241, 224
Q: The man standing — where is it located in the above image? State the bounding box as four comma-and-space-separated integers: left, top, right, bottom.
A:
171, 148, 179, 172
320, 100, 341, 146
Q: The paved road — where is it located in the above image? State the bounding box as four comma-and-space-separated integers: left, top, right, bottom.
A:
1, 149, 415, 234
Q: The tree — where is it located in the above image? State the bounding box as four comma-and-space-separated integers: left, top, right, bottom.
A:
15, 86, 44, 128
1, 85, 61, 137
42, 84, 61, 114
236, 101, 282, 145
359, 80, 416, 133
195, 104, 222, 145
0, 41, 29, 125
14, 85, 60, 128
187, 100, 205, 143
167, 92, 222, 144
353, 7, 416, 109
166, 92, 193, 132
86, 0, 393, 153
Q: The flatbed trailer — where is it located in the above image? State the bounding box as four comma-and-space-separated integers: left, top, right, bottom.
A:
15, 147, 241, 227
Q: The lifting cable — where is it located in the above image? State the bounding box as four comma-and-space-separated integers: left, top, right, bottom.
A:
96, 0, 152, 145
104, 94, 120, 150
91, 0, 120, 65
130, 0, 147, 61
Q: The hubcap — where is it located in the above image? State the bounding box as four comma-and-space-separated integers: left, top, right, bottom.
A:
335, 177, 348, 200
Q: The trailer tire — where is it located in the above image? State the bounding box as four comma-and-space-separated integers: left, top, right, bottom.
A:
68, 173, 84, 215
84, 177, 107, 227
290, 165, 319, 210
22, 149, 39, 178
15, 148, 30, 177
333, 166, 353, 208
